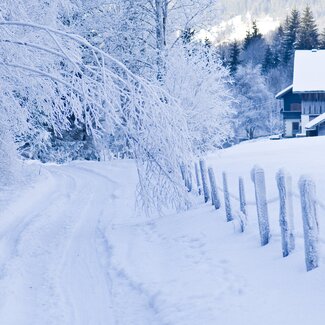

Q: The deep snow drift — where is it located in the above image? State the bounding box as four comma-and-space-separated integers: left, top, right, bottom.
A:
0, 137, 324, 325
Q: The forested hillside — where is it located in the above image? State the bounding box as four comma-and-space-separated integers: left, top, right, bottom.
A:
217, 0, 325, 22
205, 0, 325, 45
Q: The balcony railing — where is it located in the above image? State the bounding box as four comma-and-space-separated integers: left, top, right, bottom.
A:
302, 101, 325, 115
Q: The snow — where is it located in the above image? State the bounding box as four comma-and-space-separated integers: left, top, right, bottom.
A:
305, 112, 325, 129
0, 137, 325, 324
293, 50, 325, 93
275, 84, 293, 99
197, 14, 280, 45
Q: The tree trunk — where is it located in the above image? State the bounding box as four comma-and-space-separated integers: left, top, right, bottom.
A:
154, 0, 168, 82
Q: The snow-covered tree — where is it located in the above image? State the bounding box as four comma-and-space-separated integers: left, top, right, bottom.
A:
241, 20, 266, 66
0, 21, 194, 210
282, 9, 300, 64
319, 28, 325, 49
77, 0, 218, 82
0, 0, 78, 28
234, 64, 274, 139
166, 42, 234, 154
0, 0, 237, 211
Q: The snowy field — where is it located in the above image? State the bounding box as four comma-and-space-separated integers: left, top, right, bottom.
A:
0, 137, 325, 324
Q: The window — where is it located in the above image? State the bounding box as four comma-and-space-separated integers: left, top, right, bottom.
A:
292, 122, 300, 134
290, 103, 301, 111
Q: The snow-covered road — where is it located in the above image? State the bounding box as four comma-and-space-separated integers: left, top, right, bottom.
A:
0, 153, 324, 325
0, 163, 121, 324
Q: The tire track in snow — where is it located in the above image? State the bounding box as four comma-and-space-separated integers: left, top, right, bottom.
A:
95, 225, 168, 325
64, 164, 167, 325
51, 165, 116, 325
0, 161, 172, 325
0, 168, 78, 325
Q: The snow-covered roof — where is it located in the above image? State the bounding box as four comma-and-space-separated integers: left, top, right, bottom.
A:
293, 50, 325, 93
275, 84, 293, 99
305, 112, 325, 130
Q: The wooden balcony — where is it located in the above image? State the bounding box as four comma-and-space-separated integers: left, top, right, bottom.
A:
302, 101, 325, 115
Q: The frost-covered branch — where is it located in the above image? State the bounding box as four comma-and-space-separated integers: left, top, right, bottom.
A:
0, 21, 193, 210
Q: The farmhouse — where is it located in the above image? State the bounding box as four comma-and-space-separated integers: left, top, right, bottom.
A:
276, 49, 325, 137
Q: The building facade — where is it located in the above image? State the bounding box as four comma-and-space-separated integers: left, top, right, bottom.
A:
276, 49, 325, 137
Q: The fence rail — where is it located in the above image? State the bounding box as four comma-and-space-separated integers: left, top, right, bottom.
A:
182, 159, 323, 272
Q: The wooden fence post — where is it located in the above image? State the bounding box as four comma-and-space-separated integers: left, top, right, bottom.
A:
251, 166, 270, 246
195, 162, 202, 195
276, 169, 295, 257
208, 167, 221, 209
185, 165, 192, 192
199, 159, 210, 203
239, 177, 247, 218
222, 172, 233, 221
180, 162, 186, 181
180, 163, 192, 192
299, 176, 319, 271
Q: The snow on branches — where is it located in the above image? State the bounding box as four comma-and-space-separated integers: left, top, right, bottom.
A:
166, 44, 234, 154
0, 21, 193, 210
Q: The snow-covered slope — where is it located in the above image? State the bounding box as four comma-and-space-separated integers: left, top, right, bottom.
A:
0, 137, 325, 324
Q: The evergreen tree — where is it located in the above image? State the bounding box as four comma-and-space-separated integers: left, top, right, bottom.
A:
262, 46, 274, 74
271, 25, 285, 63
228, 40, 241, 75
319, 28, 325, 49
282, 9, 300, 64
242, 20, 266, 66
273, 51, 280, 68
296, 6, 319, 50
243, 29, 252, 51
252, 20, 262, 39
243, 20, 262, 50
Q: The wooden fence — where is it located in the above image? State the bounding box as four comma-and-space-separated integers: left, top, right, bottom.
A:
181, 159, 320, 272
